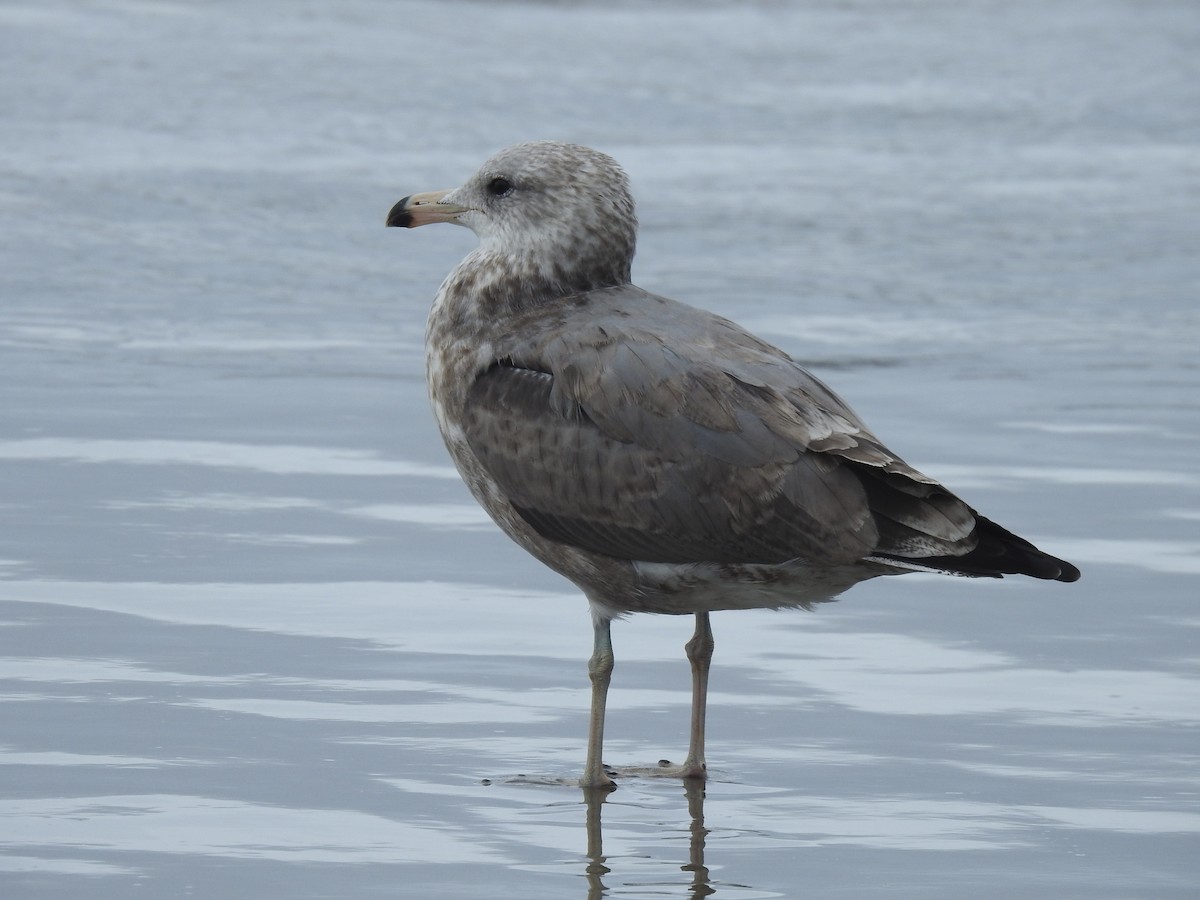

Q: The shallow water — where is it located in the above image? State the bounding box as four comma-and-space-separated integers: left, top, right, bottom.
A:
2, 0, 1198, 897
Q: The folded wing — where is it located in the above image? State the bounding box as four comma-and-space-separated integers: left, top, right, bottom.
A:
461, 286, 1079, 582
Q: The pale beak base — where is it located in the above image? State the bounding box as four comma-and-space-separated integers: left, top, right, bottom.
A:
386, 189, 467, 228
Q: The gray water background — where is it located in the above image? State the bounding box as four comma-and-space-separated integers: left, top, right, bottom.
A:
1, 1, 1197, 897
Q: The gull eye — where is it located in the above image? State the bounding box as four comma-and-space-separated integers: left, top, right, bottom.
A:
486, 176, 514, 197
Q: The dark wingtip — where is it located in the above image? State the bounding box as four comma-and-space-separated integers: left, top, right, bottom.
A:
1018, 550, 1081, 583
872, 513, 1082, 584
1053, 559, 1082, 583
386, 196, 413, 228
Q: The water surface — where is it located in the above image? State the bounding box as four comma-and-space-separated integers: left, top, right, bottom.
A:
1, 1, 1197, 897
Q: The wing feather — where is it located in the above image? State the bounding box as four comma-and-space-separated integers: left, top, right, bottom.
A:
459, 284, 1072, 579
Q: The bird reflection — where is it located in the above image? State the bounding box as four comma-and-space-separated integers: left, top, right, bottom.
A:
583, 780, 714, 899
583, 787, 610, 895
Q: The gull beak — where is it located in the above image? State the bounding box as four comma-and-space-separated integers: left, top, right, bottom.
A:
386, 190, 469, 228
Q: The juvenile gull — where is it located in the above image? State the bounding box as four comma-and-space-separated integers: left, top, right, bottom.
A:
386, 141, 1080, 790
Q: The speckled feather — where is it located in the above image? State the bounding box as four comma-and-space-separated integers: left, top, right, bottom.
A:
412, 141, 1079, 617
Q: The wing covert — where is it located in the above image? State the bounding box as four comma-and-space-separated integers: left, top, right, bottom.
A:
461, 358, 880, 566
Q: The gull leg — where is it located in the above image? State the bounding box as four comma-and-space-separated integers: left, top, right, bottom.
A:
680, 611, 714, 780
582, 614, 617, 790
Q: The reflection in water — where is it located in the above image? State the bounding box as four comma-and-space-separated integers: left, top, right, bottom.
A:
583, 782, 714, 900
583, 788, 609, 898
682, 781, 716, 899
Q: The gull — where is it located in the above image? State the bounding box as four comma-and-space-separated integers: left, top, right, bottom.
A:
386, 141, 1080, 790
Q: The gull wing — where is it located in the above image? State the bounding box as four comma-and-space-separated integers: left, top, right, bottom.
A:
461, 285, 1078, 580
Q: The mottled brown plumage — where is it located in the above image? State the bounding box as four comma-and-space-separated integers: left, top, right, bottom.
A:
387, 140, 1079, 789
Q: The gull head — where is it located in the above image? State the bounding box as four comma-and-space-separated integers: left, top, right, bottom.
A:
388, 141, 637, 293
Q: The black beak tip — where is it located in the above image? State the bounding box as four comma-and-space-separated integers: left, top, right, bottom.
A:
386, 196, 413, 228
